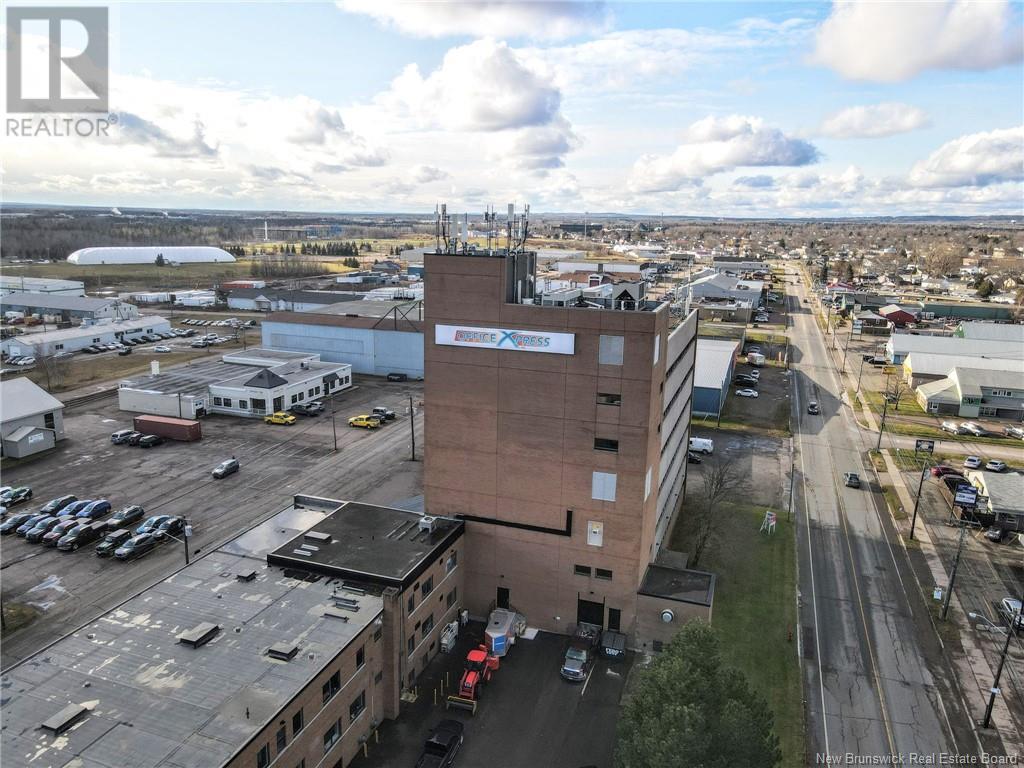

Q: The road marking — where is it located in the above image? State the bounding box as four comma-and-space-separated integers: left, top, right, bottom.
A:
580, 665, 594, 698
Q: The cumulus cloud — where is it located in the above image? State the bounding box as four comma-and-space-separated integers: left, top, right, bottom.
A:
819, 103, 930, 138
336, 0, 609, 40
734, 175, 775, 188
117, 113, 218, 158
288, 105, 347, 145
629, 115, 819, 193
412, 165, 449, 183
812, 0, 1024, 82
908, 126, 1024, 188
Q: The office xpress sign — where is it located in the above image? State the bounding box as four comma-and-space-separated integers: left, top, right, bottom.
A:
435, 324, 575, 355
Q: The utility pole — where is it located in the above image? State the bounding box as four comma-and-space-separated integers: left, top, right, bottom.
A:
787, 461, 796, 522
330, 397, 338, 452
855, 356, 868, 397
876, 395, 889, 451
408, 394, 417, 461
941, 522, 968, 621
841, 324, 853, 373
909, 461, 929, 540
982, 594, 1023, 728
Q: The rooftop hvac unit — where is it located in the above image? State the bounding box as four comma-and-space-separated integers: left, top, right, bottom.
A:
41, 703, 89, 736
419, 515, 437, 534
267, 642, 300, 661
176, 622, 220, 649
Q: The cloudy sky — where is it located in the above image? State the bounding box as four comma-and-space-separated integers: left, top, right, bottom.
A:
4, 0, 1023, 216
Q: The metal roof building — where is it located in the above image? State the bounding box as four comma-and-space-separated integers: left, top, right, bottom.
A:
0, 276, 85, 296
0, 377, 65, 458
67, 246, 236, 265
1, 317, 171, 357
954, 321, 1024, 343
0, 292, 139, 320
692, 338, 740, 417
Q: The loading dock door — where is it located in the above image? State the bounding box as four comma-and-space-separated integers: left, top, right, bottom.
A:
577, 597, 605, 627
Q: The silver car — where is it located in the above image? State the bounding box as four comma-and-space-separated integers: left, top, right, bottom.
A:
999, 598, 1023, 632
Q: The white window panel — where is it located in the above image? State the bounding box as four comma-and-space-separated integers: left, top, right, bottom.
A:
644, 467, 652, 500
592, 471, 617, 502
599, 334, 624, 366
654, 333, 661, 365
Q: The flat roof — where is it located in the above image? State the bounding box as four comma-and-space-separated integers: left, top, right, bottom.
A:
0, 292, 119, 312
214, 359, 350, 389
0, 501, 382, 768
639, 564, 716, 607
268, 501, 463, 588
120, 358, 230, 397
220, 348, 319, 366
694, 338, 739, 390
4, 317, 169, 346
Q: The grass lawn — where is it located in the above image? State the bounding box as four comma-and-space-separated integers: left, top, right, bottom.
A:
670, 502, 803, 768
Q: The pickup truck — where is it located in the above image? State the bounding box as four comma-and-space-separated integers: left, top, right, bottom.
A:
415, 720, 464, 768
560, 623, 601, 682
372, 406, 396, 422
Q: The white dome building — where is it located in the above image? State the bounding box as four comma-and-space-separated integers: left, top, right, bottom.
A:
67, 246, 236, 265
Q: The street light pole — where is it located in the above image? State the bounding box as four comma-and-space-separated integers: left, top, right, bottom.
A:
982, 594, 1023, 728
876, 396, 889, 451
408, 394, 417, 461
331, 398, 338, 452
787, 461, 795, 522
841, 324, 853, 373
941, 522, 967, 621
909, 461, 929, 540
856, 356, 867, 397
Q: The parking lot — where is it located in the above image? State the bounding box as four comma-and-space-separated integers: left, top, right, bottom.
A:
351, 624, 632, 768
0, 376, 424, 667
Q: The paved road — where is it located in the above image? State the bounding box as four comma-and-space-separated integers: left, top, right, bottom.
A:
788, 275, 969, 762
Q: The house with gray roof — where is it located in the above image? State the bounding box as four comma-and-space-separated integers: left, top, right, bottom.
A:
0, 377, 65, 458
915, 366, 1024, 420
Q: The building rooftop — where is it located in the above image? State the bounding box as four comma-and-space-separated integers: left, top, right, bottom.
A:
267, 501, 463, 589
904, 352, 1024, 378
638, 564, 716, 607
215, 359, 349, 390
694, 338, 739, 390
228, 288, 361, 304
957, 321, 1024, 343
221, 348, 319, 367
9, 317, 169, 348
120, 358, 230, 398
310, 299, 424, 321
888, 334, 1022, 359
0, 378, 65, 422
951, 366, 1024, 396
0, 276, 84, 292
0, 501, 382, 768
966, 471, 1024, 517
0, 292, 123, 312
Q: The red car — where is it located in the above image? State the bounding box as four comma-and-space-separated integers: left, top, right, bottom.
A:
931, 465, 963, 478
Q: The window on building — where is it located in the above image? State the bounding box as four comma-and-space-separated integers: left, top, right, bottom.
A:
290, 394, 299, 404
239, 400, 248, 410
251, 398, 266, 413
323, 722, 340, 754
373, 625, 383, 642
644, 467, 652, 501
654, 333, 661, 365
308, 388, 315, 397
44, 413, 55, 430
55, 343, 64, 351
421, 576, 433, 597
314, 386, 321, 395
596, 392, 621, 406
574, 564, 592, 577
213, 397, 223, 406
92, 337, 100, 343
374, 670, 383, 684
594, 437, 619, 453
599, 334, 624, 366
276, 726, 287, 752
257, 744, 270, 768
407, 594, 415, 613
292, 709, 304, 735
223, 398, 233, 408
595, 568, 613, 580
356, 645, 365, 669
322, 670, 340, 704
407, 636, 415, 655
591, 471, 617, 502
446, 588, 457, 608
422, 614, 434, 639
349, 691, 366, 722
445, 551, 457, 573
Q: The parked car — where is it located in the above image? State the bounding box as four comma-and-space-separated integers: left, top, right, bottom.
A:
415, 720, 464, 768
930, 465, 963, 478
96, 528, 132, 557
843, 472, 861, 488
76, 499, 112, 520
39, 494, 76, 514
114, 533, 158, 560
58, 521, 107, 551
1, 512, 36, 535
734, 375, 758, 387
372, 406, 397, 422
264, 411, 296, 425
1, 486, 33, 506
560, 623, 600, 681
24, 516, 66, 542
117, 347, 132, 356
41, 518, 81, 546
212, 458, 240, 479
153, 345, 172, 353
689, 437, 714, 454
348, 415, 381, 429
136, 514, 172, 534
386, 372, 408, 382
735, 388, 759, 398
190, 340, 209, 348
139, 434, 164, 448
126, 431, 145, 446
984, 526, 1009, 543
686, 451, 702, 464
154, 516, 186, 539
959, 421, 986, 437
62, 500, 95, 517
1002, 425, 1024, 439
985, 459, 1008, 472
806, 401, 820, 415
291, 403, 322, 417
998, 597, 1024, 632
106, 505, 146, 529
111, 429, 134, 444
963, 456, 982, 469
746, 369, 761, 380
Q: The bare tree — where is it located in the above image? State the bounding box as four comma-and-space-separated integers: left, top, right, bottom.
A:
689, 458, 742, 567
885, 375, 910, 411
35, 353, 69, 392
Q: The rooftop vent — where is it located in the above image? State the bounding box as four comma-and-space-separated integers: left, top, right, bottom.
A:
341, 583, 366, 595
323, 607, 350, 621
267, 642, 300, 661
41, 703, 88, 736
291, 548, 313, 557
176, 622, 220, 649
332, 595, 360, 611
419, 516, 437, 534
304, 531, 332, 544
236, 570, 257, 583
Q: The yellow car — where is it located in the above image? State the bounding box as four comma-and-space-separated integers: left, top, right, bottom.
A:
348, 415, 381, 429
264, 411, 296, 425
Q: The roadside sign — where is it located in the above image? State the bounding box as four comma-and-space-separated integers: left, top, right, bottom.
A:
882, 365, 898, 375
184, 524, 193, 538
915, 439, 935, 454
954, 484, 978, 507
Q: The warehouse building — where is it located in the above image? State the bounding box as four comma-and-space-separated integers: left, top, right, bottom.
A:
885, 333, 1021, 365
0, 495, 464, 768
67, 245, 235, 265
0, 293, 139, 321
692, 338, 740, 417
954, 321, 1024, 343
0, 276, 85, 297
1, 317, 171, 357
423, 240, 707, 650
261, 300, 425, 378
227, 289, 361, 313
0, 378, 65, 458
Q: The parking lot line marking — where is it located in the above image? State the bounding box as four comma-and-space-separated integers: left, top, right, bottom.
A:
580, 665, 594, 698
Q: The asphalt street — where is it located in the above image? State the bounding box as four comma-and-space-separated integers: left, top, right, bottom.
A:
787, 275, 972, 762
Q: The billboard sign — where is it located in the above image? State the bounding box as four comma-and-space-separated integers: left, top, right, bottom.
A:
915, 439, 935, 454
954, 484, 978, 507
435, 324, 575, 355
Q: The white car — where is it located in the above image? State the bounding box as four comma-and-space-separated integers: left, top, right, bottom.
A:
747, 369, 761, 380
16, 356, 36, 366
999, 597, 1024, 632
985, 459, 1007, 472
736, 388, 759, 398
153, 345, 172, 353
963, 455, 982, 469
941, 421, 962, 435
959, 421, 986, 437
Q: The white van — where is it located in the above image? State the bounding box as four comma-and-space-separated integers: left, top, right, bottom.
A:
747, 352, 765, 367
689, 437, 714, 454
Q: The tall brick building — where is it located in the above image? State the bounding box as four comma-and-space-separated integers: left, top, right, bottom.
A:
424, 243, 710, 647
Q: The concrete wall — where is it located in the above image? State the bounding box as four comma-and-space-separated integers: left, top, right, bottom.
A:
263, 321, 424, 378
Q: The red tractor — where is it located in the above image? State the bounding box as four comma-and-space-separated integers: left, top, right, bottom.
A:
446, 645, 499, 713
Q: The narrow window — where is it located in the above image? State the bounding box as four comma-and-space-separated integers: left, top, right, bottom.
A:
574, 564, 592, 577
594, 437, 619, 453
596, 392, 621, 406
595, 568, 613, 580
